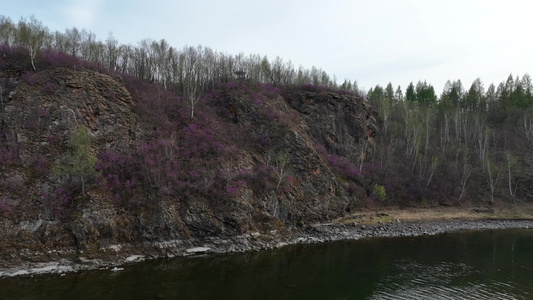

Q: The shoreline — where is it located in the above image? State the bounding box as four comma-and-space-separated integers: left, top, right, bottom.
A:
1, 217, 533, 279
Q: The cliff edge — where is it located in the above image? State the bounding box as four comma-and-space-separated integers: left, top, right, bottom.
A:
0, 65, 376, 265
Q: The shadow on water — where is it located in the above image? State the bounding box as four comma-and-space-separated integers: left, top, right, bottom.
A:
1, 229, 533, 299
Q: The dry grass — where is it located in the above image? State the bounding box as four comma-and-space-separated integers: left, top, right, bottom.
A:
333, 202, 533, 226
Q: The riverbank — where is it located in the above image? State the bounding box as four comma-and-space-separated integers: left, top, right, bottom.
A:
2, 205, 533, 279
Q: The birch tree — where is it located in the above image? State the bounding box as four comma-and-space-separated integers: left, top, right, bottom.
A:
505, 151, 518, 204
16, 16, 48, 70
519, 110, 533, 142
273, 151, 291, 188
485, 156, 501, 204
0, 16, 16, 48
183, 46, 204, 119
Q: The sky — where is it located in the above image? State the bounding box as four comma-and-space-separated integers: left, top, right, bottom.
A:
4, 0, 533, 95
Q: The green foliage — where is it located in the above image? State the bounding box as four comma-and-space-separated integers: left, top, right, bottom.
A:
405, 82, 416, 103
373, 184, 386, 202
440, 80, 464, 108
53, 126, 97, 196
415, 81, 437, 107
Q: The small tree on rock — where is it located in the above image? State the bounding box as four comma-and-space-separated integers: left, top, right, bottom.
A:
53, 126, 97, 196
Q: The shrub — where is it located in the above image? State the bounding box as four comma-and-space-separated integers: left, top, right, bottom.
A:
95, 150, 146, 207
52, 126, 97, 196
42, 187, 73, 218
373, 184, 386, 202
243, 164, 278, 195
28, 156, 50, 177
0, 143, 20, 166
0, 197, 14, 216
22, 70, 37, 85
43, 81, 57, 94
2, 175, 25, 194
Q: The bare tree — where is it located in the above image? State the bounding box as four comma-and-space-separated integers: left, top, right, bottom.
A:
105, 32, 120, 71
423, 156, 439, 191
0, 16, 16, 49
16, 16, 48, 70
458, 163, 471, 203
64, 27, 82, 57
273, 151, 291, 188
505, 151, 519, 204
0, 82, 4, 120
183, 46, 205, 119
519, 110, 533, 142
485, 156, 501, 204
457, 146, 471, 203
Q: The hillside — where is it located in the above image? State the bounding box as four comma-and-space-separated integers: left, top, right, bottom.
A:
0, 47, 378, 263
2, 15, 533, 268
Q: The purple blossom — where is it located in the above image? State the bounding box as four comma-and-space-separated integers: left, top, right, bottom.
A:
0, 197, 14, 215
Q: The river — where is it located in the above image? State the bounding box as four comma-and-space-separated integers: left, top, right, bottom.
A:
1, 228, 532, 299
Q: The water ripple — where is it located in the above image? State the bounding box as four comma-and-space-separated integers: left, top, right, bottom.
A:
369, 260, 525, 300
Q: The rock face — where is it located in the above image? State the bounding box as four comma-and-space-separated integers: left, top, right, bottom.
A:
0, 67, 377, 264
1, 67, 143, 261
286, 91, 377, 159
4, 68, 138, 155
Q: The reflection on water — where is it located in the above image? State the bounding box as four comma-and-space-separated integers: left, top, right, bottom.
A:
1, 229, 533, 299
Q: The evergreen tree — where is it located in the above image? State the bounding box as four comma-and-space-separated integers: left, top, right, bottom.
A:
463, 78, 485, 111
406, 82, 416, 103
394, 85, 403, 102
385, 82, 394, 103
510, 77, 527, 107
53, 126, 97, 196
415, 80, 437, 106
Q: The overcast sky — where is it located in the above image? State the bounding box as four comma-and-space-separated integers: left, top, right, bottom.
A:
4, 0, 533, 95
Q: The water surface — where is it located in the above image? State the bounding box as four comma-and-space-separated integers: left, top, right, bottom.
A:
1, 229, 533, 299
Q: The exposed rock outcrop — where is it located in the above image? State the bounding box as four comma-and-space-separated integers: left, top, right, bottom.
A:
0, 67, 376, 266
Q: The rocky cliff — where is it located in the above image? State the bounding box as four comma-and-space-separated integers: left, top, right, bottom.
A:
0, 66, 376, 265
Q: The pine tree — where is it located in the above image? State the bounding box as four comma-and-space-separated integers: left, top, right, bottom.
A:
406, 82, 416, 103
53, 126, 97, 196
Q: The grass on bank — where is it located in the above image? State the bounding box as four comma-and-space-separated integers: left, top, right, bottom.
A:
333, 202, 533, 226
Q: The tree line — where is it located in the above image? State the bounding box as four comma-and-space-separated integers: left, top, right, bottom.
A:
366, 74, 533, 205
3, 15, 533, 206
0, 15, 356, 97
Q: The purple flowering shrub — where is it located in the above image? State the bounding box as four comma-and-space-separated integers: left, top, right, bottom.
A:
22, 70, 37, 85
0, 197, 15, 216
95, 150, 145, 206
1, 175, 25, 194
312, 144, 363, 196
38, 50, 105, 72
239, 164, 293, 196
0, 46, 33, 71
315, 144, 360, 180
28, 156, 51, 177
0, 142, 20, 166
43, 81, 57, 94
96, 116, 247, 207
40, 50, 83, 69
241, 164, 279, 195
42, 187, 74, 218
